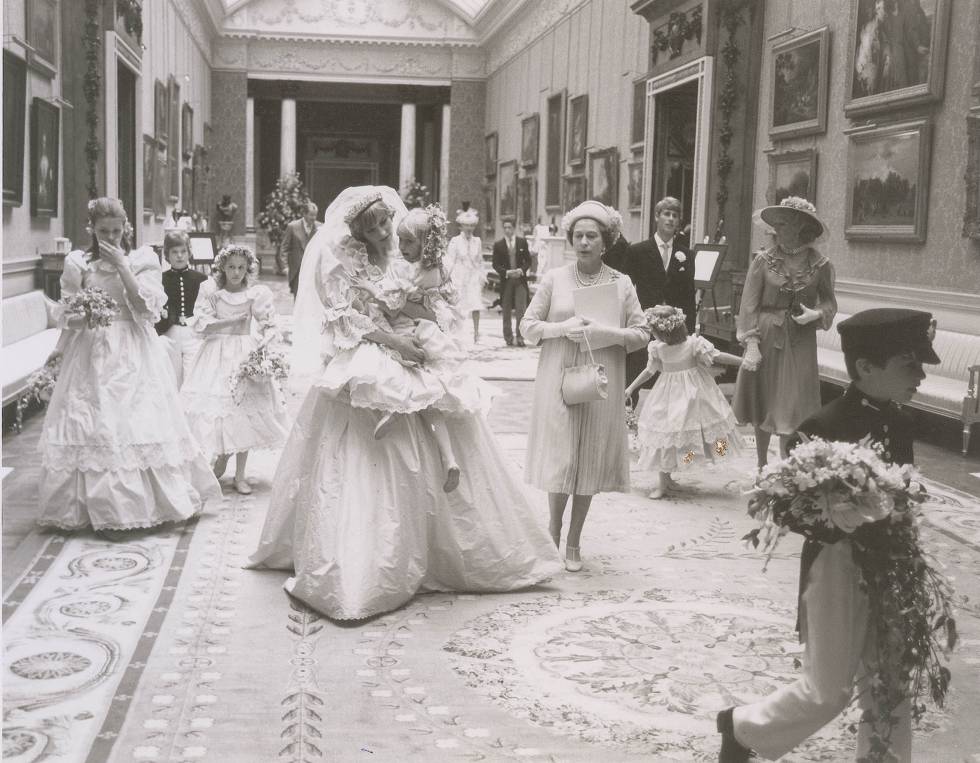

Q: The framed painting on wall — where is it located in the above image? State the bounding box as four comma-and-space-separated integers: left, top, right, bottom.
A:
182, 167, 194, 211
545, 90, 565, 208
30, 98, 59, 217
845, 118, 931, 242
26, 0, 58, 77
498, 160, 518, 219
154, 147, 168, 220
182, 104, 194, 161
566, 95, 588, 167
769, 26, 830, 141
142, 135, 156, 214
168, 76, 181, 198
767, 148, 818, 205
588, 148, 618, 207
518, 175, 536, 227
485, 132, 498, 177
3, 51, 27, 206
844, 0, 950, 117
631, 78, 647, 149
562, 174, 585, 212
483, 183, 496, 237
154, 80, 168, 147
627, 161, 644, 212
521, 114, 539, 169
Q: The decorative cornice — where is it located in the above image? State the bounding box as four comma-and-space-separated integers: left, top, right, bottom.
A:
482, 0, 589, 75
171, 0, 216, 61
222, 0, 478, 47
226, 38, 457, 81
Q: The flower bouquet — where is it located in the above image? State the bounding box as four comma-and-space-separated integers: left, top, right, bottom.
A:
229, 346, 290, 404
743, 436, 957, 760
15, 354, 62, 427
61, 287, 121, 328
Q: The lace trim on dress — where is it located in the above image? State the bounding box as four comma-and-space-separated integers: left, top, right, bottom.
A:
40, 436, 210, 472
636, 417, 742, 449
36, 514, 200, 532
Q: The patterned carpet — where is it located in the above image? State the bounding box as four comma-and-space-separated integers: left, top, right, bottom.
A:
4, 280, 979, 760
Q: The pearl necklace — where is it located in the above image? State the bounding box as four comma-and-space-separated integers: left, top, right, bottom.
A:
574, 263, 605, 288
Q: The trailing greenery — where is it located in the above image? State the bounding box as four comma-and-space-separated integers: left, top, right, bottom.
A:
257, 173, 313, 248
715, 0, 749, 231
83, 0, 102, 199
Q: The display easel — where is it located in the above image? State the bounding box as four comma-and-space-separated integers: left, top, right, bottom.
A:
692, 240, 729, 335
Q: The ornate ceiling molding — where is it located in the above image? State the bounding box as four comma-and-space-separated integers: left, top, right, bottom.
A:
172, 0, 218, 61
222, 0, 479, 47
218, 38, 459, 82
482, 0, 589, 74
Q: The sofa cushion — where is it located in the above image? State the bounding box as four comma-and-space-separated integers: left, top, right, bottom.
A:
1, 329, 60, 405
3, 291, 54, 347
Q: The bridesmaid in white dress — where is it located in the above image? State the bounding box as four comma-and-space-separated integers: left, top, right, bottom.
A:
445, 207, 485, 344
37, 198, 220, 531
248, 186, 561, 621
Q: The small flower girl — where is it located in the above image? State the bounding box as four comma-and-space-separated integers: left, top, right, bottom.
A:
37, 197, 220, 532
181, 245, 288, 494
625, 305, 744, 499
354, 205, 481, 492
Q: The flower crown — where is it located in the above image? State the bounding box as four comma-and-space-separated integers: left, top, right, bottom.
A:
420, 204, 449, 270
644, 305, 686, 335
778, 196, 818, 215
343, 190, 383, 225
214, 244, 259, 277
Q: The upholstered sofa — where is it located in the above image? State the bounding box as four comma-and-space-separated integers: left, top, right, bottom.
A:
2, 291, 60, 429
816, 313, 980, 454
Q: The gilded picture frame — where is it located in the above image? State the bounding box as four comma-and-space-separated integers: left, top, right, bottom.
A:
567, 95, 588, 167
498, 160, 518, 220
521, 114, 540, 169
769, 26, 830, 141
30, 97, 59, 217
484, 132, 498, 177
588, 148, 618, 207
767, 148, 818, 205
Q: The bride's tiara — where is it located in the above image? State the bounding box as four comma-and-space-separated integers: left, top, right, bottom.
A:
343, 191, 384, 225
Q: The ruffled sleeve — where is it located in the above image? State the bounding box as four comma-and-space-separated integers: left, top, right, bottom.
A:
249, 284, 280, 344
124, 247, 167, 324
190, 278, 220, 333
321, 260, 383, 351
814, 257, 837, 331
645, 341, 664, 373
735, 253, 768, 344
693, 335, 720, 368
519, 269, 556, 345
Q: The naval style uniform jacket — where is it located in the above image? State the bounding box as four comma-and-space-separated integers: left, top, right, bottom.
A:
155, 267, 208, 335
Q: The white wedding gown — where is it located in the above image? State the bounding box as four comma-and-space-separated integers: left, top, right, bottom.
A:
248, 187, 561, 620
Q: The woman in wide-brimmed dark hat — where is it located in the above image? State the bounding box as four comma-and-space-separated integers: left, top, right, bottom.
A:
732, 196, 838, 468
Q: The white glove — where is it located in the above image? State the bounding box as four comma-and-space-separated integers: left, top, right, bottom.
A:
574, 323, 623, 349
557, 317, 587, 337
741, 341, 762, 371
792, 305, 822, 326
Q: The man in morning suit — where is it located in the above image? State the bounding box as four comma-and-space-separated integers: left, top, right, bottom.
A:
717, 309, 939, 763
492, 216, 532, 347
279, 202, 320, 298
618, 196, 696, 405
156, 230, 208, 386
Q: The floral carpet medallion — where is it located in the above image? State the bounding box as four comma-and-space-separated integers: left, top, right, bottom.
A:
448, 588, 894, 761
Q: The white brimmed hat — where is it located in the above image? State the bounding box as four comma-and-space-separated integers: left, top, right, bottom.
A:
752, 196, 827, 244
561, 200, 622, 239
455, 208, 479, 226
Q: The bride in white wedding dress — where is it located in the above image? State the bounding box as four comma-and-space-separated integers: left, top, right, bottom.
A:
248, 186, 561, 620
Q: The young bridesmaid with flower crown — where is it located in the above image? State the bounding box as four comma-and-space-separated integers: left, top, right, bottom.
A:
180, 245, 288, 494
626, 304, 744, 499
37, 198, 220, 532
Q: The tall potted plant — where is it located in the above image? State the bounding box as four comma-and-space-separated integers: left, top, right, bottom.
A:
257, 173, 313, 249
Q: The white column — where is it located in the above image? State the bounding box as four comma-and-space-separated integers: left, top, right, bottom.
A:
245, 96, 255, 228
280, 97, 297, 177
439, 104, 451, 211
399, 103, 416, 195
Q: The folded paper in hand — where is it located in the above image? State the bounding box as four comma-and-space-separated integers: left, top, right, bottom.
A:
572, 282, 620, 349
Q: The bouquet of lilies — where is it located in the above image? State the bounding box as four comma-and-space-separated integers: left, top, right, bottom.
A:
743, 436, 957, 760
229, 346, 289, 404
61, 287, 121, 328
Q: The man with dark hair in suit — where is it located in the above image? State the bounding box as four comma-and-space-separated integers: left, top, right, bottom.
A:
279, 202, 320, 298
618, 196, 696, 405
491, 217, 532, 347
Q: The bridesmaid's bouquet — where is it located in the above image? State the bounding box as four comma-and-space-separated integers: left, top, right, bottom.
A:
229, 346, 289, 404
15, 354, 61, 423
743, 436, 957, 760
61, 287, 121, 328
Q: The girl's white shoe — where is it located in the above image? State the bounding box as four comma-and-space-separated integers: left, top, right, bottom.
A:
565, 545, 583, 572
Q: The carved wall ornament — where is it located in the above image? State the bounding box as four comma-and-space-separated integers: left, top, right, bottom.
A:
651, 8, 703, 65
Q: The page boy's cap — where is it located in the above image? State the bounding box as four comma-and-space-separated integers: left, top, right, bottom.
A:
838, 308, 940, 365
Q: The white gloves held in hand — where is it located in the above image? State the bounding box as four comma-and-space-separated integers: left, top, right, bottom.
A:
792, 305, 822, 325
741, 341, 762, 371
